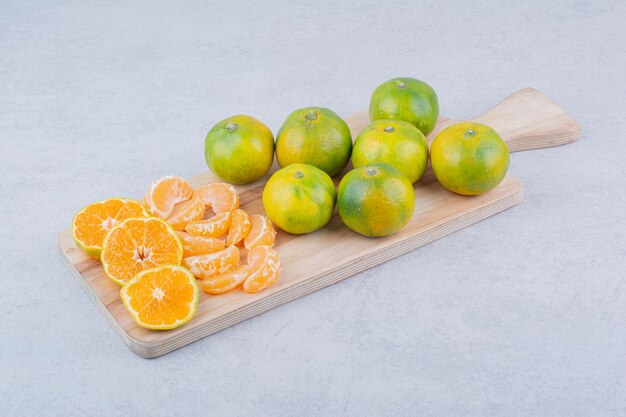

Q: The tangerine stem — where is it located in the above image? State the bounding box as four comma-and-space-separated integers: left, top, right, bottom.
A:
366, 167, 378, 176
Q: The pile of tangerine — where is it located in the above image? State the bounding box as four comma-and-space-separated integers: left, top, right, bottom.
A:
72, 176, 281, 330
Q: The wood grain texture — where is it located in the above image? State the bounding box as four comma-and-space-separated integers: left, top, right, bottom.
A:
57, 88, 580, 358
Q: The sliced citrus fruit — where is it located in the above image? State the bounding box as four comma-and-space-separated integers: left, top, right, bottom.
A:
144, 176, 194, 219
185, 212, 231, 238
182, 245, 240, 279
244, 215, 277, 250
120, 265, 199, 330
101, 217, 183, 285
175, 231, 225, 257
225, 208, 251, 246
243, 245, 281, 293
167, 197, 205, 230
72, 198, 148, 259
194, 183, 240, 213
201, 265, 250, 295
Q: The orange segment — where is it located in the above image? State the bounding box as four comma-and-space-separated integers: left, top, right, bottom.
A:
182, 246, 240, 279
175, 231, 225, 257
120, 265, 199, 330
244, 215, 277, 250
72, 198, 148, 259
145, 176, 194, 218
185, 212, 231, 238
167, 197, 205, 230
247, 244, 271, 270
201, 265, 250, 295
243, 246, 281, 293
226, 208, 252, 246
101, 217, 183, 285
194, 183, 240, 213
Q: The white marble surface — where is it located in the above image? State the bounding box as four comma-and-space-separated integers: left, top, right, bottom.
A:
1, 1, 625, 416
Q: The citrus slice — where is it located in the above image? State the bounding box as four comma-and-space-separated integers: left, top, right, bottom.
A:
120, 265, 199, 330
182, 245, 240, 279
72, 198, 148, 259
244, 215, 277, 250
144, 176, 194, 219
243, 245, 281, 293
201, 265, 250, 295
225, 208, 251, 246
185, 212, 232, 238
194, 183, 240, 213
167, 197, 205, 230
101, 217, 183, 285
175, 231, 225, 257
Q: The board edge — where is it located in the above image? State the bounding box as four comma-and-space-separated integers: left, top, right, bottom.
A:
116, 180, 524, 358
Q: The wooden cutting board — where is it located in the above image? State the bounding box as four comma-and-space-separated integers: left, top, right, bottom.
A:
57, 88, 580, 358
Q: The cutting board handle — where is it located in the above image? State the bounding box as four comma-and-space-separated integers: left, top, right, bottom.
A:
347, 87, 581, 153
469, 88, 581, 152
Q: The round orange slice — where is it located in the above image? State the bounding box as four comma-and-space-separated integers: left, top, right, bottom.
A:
243, 245, 281, 293
226, 208, 251, 246
72, 198, 148, 259
101, 217, 183, 285
194, 183, 240, 213
120, 265, 199, 330
145, 176, 194, 219
201, 265, 251, 295
167, 197, 205, 230
244, 215, 277, 250
182, 245, 240, 279
185, 212, 232, 238
176, 231, 225, 257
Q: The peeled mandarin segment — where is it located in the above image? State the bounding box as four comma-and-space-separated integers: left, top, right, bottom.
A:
182, 245, 240, 279
244, 215, 277, 250
167, 197, 205, 230
185, 212, 231, 238
101, 217, 183, 285
226, 208, 252, 246
247, 246, 280, 272
175, 231, 225, 257
243, 246, 281, 293
72, 198, 148, 258
194, 183, 240, 214
120, 265, 199, 330
247, 245, 273, 270
244, 261, 281, 293
201, 265, 251, 295
144, 176, 194, 219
